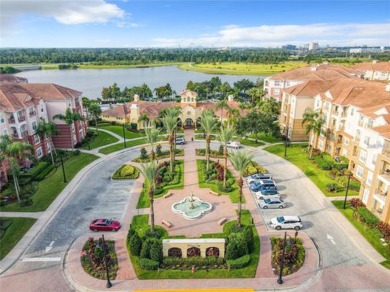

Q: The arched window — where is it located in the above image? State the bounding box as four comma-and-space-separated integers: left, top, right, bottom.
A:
187, 247, 201, 257
206, 247, 220, 257
168, 247, 182, 258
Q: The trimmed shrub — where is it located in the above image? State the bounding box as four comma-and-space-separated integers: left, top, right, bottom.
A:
349, 180, 361, 191
349, 198, 365, 208
144, 228, 163, 239
243, 161, 268, 177
112, 164, 140, 179
150, 241, 163, 263
19, 198, 33, 207
326, 183, 341, 192
139, 258, 159, 270
227, 254, 251, 270
140, 238, 154, 259
357, 207, 380, 226
226, 233, 248, 260
243, 226, 254, 252
129, 233, 142, 256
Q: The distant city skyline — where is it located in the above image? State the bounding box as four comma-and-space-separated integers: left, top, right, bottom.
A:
1, 0, 389, 48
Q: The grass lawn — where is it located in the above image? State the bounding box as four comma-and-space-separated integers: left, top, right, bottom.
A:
332, 201, 390, 269
99, 138, 147, 154
80, 130, 119, 150
0, 153, 99, 212
196, 159, 243, 203
130, 210, 260, 279
137, 160, 184, 208
98, 124, 145, 139
239, 138, 265, 147
248, 132, 283, 143
264, 143, 359, 197
178, 61, 307, 76
0, 217, 36, 260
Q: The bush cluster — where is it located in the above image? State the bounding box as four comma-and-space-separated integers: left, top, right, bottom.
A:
314, 155, 332, 170
162, 256, 225, 269
357, 207, 380, 226
326, 183, 342, 192
243, 161, 267, 177
349, 198, 365, 208
271, 237, 305, 276
377, 222, 390, 241
195, 148, 224, 158
227, 254, 251, 270
112, 164, 140, 179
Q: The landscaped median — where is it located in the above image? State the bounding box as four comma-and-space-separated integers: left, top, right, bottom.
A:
126, 210, 260, 279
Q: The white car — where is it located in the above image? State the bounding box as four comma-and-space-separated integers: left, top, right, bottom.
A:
259, 198, 286, 209
226, 141, 241, 149
269, 216, 302, 230
255, 191, 280, 200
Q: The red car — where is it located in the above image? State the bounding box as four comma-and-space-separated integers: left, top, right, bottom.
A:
89, 219, 121, 232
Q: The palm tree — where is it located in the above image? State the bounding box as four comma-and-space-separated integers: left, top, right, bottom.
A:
139, 161, 158, 232
199, 110, 218, 171
302, 108, 324, 158
138, 113, 150, 129
215, 99, 231, 123
0, 135, 33, 202
87, 103, 102, 130
144, 122, 160, 161
35, 120, 58, 165
229, 150, 254, 227
53, 108, 83, 150
218, 124, 236, 188
161, 110, 179, 172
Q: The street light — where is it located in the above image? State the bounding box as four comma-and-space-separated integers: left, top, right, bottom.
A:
101, 234, 112, 288
277, 231, 295, 285
122, 123, 127, 148
284, 127, 289, 157
60, 154, 67, 183
343, 172, 352, 209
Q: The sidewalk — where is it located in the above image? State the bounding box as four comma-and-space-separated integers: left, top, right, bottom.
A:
62, 133, 321, 291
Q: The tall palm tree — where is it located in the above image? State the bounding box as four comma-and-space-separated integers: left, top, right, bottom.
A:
53, 108, 83, 150
138, 113, 149, 129
218, 124, 236, 188
302, 108, 324, 158
139, 161, 158, 232
87, 103, 102, 131
161, 111, 179, 172
0, 135, 33, 202
199, 110, 218, 171
144, 122, 160, 161
229, 150, 254, 227
215, 99, 231, 123
35, 120, 58, 165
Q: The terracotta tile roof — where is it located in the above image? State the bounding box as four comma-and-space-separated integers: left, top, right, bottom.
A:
181, 89, 198, 96
0, 84, 41, 112
283, 80, 336, 96
351, 62, 390, 72
0, 74, 28, 85
20, 83, 82, 100
101, 105, 127, 117
271, 63, 362, 81
371, 125, 390, 138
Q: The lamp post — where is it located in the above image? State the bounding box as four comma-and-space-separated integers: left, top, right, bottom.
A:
101, 234, 112, 288
60, 154, 67, 183
122, 123, 127, 148
343, 172, 352, 209
284, 128, 289, 157
277, 232, 294, 285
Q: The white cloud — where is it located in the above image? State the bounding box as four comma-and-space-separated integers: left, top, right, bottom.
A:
152, 23, 390, 47
1, 0, 125, 35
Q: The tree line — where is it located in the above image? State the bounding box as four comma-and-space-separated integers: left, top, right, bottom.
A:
99, 77, 264, 103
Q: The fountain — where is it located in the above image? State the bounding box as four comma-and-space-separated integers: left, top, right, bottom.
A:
172, 191, 212, 220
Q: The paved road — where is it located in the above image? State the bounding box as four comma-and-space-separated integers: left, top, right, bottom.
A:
0, 141, 389, 291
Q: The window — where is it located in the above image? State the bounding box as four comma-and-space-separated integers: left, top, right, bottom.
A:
359, 150, 367, 163
36, 147, 43, 158
2, 129, 8, 135
33, 134, 40, 144
371, 154, 377, 165
366, 172, 373, 186
274, 81, 281, 87
363, 136, 370, 147
350, 108, 355, 116
32, 121, 37, 130
319, 141, 324, 148
367, 119, 373, 128
344, 138, 349, 145
356, 166, 364, 178
362, 188, 369, 204
0, 113, 4, 123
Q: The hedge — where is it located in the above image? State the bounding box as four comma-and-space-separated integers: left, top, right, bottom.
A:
357, 206, 380, 226
162, 256, 224, 267
227, 254, 251, 269
139, 258, 159, 270
112, 164, 140, 179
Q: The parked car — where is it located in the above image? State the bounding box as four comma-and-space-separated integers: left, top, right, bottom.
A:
175, 137, 186, 145
247, 173, 272, 184
89, 218, 121, 232
226, 141, 241, 149
269, 216, 302, 230
250, 183, 277, 192
255, 189, 280, 200
259, 198, 286, 209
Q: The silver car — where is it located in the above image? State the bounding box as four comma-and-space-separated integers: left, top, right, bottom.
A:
259, 198, 286, 209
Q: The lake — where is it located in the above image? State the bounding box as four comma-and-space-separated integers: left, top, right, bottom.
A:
15, 66, 262, 99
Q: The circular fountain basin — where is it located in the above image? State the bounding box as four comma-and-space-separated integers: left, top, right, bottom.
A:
172, 196, 212, 220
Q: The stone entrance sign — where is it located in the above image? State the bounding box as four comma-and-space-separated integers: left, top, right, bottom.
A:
162, 238, 226, 258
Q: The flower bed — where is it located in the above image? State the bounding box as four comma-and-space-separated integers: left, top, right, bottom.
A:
112, 164, 140, 179
271, 236, 305, 276
81, 237, 119, 280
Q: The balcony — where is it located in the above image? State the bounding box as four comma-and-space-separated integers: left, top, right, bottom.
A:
378, 170, 390, 185
17, 116, 26, 122
8, 118, 16, 124
29, 111, 36, 117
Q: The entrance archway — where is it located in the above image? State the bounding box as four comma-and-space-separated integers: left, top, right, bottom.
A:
185, 118, 193, 129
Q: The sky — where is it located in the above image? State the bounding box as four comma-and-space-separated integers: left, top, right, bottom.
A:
0, 0, 389, 48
